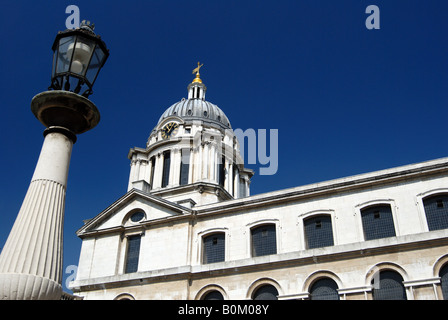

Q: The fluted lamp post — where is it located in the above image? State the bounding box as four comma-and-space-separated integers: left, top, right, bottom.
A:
0, 21, 109, 300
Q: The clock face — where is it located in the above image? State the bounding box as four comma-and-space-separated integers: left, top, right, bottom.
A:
161, 122, 179, 139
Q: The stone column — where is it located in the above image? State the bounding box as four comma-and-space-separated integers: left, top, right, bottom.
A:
128, 158, 136, 191
171, 148, 181, 187
153, 152, 164, 189
202, 142, 209, 180
187, 147, 194, 184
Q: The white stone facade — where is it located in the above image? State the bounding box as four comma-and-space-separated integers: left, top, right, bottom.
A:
70, 77, 448, 300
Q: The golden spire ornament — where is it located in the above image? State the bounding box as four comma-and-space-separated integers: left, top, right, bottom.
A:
192, 62, 204, 83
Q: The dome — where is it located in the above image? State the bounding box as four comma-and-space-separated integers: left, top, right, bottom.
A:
157, 98, 232, 130
153, 64, 232, 133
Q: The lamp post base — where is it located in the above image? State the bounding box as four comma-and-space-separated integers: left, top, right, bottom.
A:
0, 130, 72, 300
31, 90, 100, 134
0, 273, 62, 300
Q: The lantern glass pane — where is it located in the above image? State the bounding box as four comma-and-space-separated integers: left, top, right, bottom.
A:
56, 35, 75, 74
85, 45, 106, 85
68, 36, 95, 76
51, 45, 58, 78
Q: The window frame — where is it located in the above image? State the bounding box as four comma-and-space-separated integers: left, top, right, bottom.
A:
371, 270, 407, 300
309, 277, 340, 300
124, 233, 142, 274
355, 200, 399, 241
149, 156, 155, 189
440, 263, 448, 300
303, 214, 335, 249
202, 232, 226, 264
416, 189, 448, 232
298, 210, 337, 250
161, 150, 171, 188
198, 228, 229, 264
250, 223, 277, 257
218, 156, 225, 187
360, 204, 396, 241
179, 148, 190, 186
422, 193, 448, 232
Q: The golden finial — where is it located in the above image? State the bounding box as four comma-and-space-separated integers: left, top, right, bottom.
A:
192, 62, 203, 83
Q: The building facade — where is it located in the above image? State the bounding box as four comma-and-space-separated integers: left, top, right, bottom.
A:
70, 72, 448, 300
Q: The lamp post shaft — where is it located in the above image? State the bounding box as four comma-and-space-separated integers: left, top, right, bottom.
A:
0, 20, 108, 300
0, 129, 74, 299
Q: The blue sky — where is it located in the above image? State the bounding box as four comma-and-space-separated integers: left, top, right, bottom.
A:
1, 1, 448, 293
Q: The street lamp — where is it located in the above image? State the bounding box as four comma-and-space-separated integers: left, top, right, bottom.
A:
0, 21, 109, 300
49, 20, 109, 98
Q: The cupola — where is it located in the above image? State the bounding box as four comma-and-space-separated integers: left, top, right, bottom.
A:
127, 63, 254, 207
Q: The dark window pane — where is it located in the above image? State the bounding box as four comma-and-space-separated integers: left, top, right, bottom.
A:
202, 291, 224, 300
130, 211, 144, 222
304, 215, 334, 249
161, 151, 170, 188
253, 285, 278, 300
361, 205, 396, 240
423, 195, 448, 231
125, 235, 141, 273
440, 264, 448, 300
372, 271, 406, 300
218, 156, 225, 187
310, 278, 340, 300
149, 157, 155, 189
203, 233, 225, 264
251, 225, 277, 257
180, 149, 190, 186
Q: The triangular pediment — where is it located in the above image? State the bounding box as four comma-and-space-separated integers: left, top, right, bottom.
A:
76, 189, 192, 236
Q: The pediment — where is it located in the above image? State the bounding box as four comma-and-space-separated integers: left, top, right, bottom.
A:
77, 189, 192, 236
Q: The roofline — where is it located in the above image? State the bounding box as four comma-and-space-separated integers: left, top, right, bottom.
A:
76, 156, 448, 237
195, 156, 448, 215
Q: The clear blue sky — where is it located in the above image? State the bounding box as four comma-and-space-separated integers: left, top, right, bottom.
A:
1, 1, 448, 293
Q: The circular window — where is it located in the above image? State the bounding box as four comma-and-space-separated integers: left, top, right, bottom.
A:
130, 211, 145, 223
203, 111, 208, 117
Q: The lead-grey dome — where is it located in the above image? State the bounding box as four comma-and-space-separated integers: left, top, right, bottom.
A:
158, 98, 231, 130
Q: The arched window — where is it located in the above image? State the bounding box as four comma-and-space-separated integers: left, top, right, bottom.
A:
423, 194, 448, 231
202, 233, 225, 264
202, 290, 224, 300
304, 215, 334, 249
253, 285, 278, 300
251, 224, 277, 257
309, 278, 340, 300
372, 270, 406, 300
125, 235, 141, 274
114, 293, 135, 300
361, 204, 396, 241
440, 264, 448, 300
